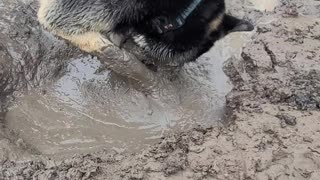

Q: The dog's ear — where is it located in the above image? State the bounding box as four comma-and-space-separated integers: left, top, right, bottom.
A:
222, 14, 254, 33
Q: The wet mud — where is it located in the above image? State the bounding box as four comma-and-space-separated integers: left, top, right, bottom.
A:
5, 30, 250, 156
3, 3, 252, 156
1, 0, 320, 179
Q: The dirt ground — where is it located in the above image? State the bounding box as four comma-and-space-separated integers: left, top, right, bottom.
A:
1, 0, 320, 179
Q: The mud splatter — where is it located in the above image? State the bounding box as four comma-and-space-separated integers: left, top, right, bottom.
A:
4, 11, 252, 156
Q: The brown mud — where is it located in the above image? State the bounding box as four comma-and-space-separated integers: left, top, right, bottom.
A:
3, 2, 251, 156
1, 0, 320, 179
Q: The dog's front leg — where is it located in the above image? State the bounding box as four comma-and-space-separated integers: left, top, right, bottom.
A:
93, 45, 160, 94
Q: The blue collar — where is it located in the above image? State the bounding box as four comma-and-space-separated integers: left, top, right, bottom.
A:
155, 0, 203, 34
178, 0, 203, 23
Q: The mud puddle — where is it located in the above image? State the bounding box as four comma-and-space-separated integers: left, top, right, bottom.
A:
5, 32, 252, 157
247, 0, 278, 11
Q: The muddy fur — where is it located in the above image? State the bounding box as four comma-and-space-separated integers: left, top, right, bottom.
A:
37, 0, 254, 68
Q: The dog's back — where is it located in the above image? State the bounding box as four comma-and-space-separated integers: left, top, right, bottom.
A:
37, 0, 253, 66
37, 0, 188, 53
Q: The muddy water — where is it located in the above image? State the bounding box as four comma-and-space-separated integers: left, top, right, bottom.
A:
5, 32, 253, 156
247, 0, 278, 11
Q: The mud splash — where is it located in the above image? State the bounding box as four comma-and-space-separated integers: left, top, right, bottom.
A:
5, 32, 252, 156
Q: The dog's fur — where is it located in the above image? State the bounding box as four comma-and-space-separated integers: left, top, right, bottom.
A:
37, 0, 253, 68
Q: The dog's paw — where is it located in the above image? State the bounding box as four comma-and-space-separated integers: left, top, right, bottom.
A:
107, 33, 128, 48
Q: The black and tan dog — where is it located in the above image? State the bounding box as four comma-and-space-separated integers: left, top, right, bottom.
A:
37, 0, 253, 71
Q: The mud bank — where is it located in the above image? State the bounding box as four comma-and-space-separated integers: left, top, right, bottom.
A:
1, 0, 320, 179
0, 0, 79, 162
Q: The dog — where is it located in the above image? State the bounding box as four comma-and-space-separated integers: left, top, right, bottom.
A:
37, 0, 253, 69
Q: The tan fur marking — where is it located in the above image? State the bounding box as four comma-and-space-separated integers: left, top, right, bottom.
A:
37, 0, 111, 52
207, 13, 224, 35
57, 31, 112, 53
37, 0, 55, 27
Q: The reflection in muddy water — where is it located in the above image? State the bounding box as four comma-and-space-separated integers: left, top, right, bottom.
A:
6, 32, 252, 156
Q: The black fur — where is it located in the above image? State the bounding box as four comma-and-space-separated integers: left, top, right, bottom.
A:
39, 0, 254, 68
112, 0, 253, 67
